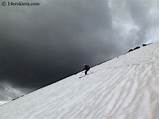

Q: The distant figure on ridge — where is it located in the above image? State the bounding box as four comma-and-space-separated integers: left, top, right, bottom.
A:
143, 44, 147, 46
83, 64, 90, 75
133, 46, 140, 50
128, 49, 133, 52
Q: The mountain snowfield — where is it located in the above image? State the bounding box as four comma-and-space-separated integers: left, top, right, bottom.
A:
0, 43, 158, 119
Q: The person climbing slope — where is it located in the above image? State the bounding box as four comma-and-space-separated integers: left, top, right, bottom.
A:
83, 64, 90, 75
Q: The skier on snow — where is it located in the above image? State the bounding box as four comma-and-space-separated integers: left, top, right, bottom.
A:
83, 64, 90, 75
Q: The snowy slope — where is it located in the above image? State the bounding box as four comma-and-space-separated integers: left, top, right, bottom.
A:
0, 43, 158, 119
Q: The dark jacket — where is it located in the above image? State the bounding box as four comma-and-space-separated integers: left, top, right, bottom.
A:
83, 65, 90, 71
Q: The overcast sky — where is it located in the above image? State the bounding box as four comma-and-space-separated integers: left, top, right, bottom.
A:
0, 0, 158, 102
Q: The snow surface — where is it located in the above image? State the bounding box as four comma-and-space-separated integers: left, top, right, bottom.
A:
0, 101, 8, 105
0, 43, 158, 119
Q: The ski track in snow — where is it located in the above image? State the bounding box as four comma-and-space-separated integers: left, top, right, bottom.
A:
0, 43, 158, 119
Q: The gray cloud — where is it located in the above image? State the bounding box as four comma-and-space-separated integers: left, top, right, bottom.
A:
109, 0, 158, 50
0, 81, 32, 101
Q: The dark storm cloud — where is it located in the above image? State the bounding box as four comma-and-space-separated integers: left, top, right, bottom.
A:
0, 0, 158, 95
0, 0, 116, 89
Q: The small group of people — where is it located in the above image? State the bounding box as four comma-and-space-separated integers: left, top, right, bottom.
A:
128, 43, 151, 53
